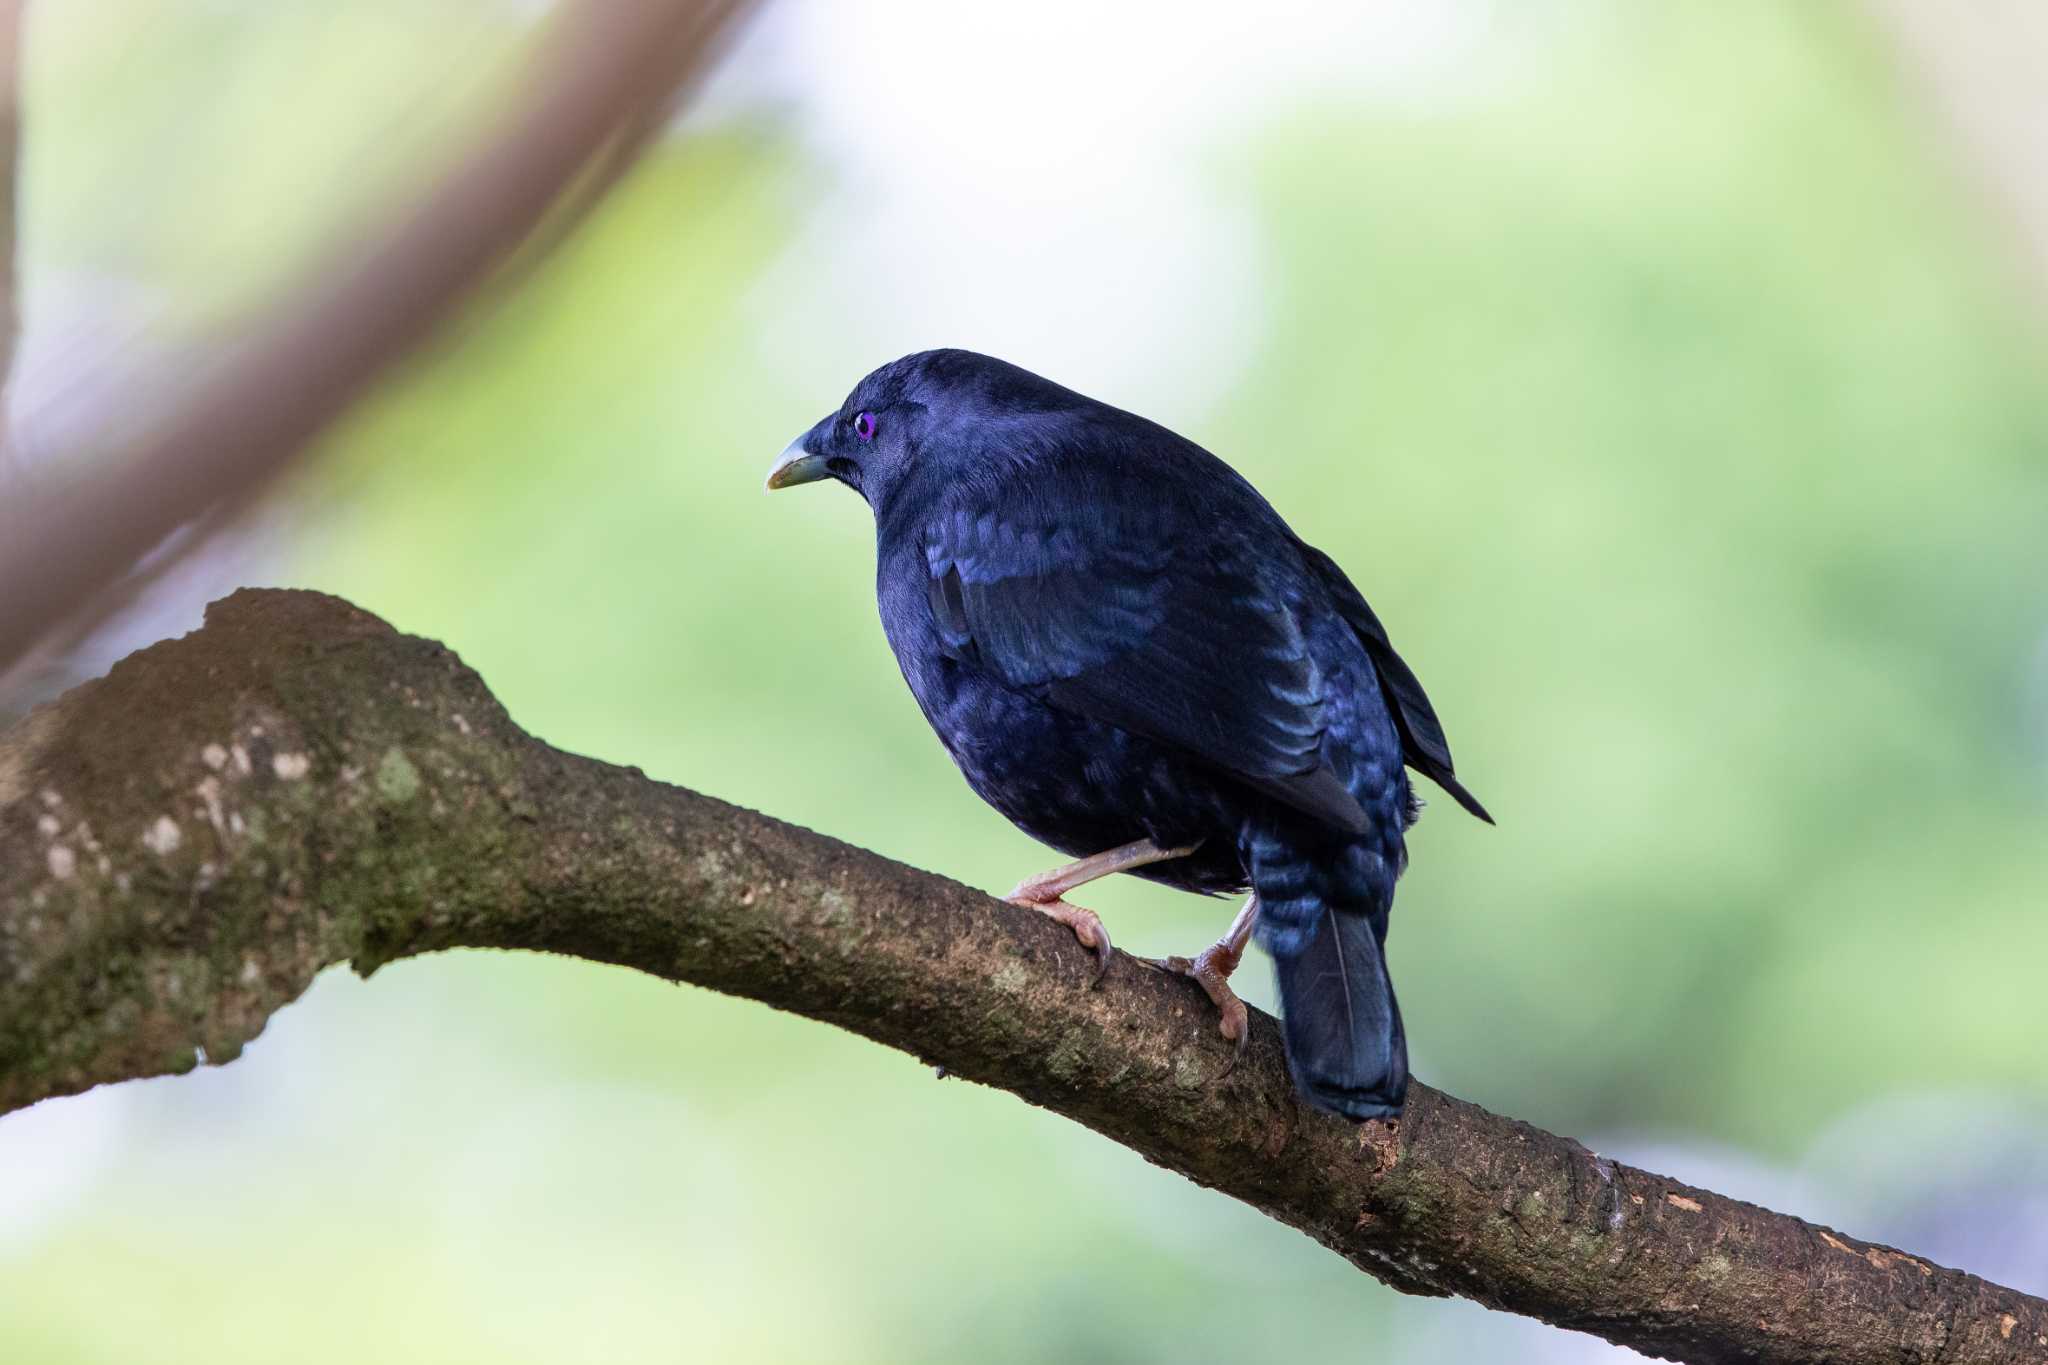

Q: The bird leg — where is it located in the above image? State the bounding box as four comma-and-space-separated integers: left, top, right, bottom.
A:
1162, 893, 1259, 1072
1006, 838, 1200, 985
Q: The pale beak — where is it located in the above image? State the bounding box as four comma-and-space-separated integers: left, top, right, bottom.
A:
765, 438, 830, 491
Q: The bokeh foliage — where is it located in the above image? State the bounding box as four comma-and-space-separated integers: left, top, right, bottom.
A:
4, 2, 2044, 1362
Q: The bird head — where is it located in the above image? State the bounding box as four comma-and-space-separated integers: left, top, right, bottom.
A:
767, 349, 1081, 512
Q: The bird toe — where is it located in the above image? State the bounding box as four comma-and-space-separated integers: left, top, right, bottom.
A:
1017, 897, 1115, 987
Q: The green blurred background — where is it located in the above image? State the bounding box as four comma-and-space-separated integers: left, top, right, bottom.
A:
3, 2, 2046, 1361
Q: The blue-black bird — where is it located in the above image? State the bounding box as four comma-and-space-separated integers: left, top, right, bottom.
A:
767, 349, 1489, 1119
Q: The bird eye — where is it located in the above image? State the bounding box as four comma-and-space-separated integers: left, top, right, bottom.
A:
853, 411, 877, 441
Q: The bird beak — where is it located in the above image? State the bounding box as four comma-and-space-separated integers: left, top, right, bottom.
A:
765, 437, 830, 491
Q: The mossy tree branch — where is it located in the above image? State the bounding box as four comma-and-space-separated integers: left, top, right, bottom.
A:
2, 589, 2042, 1365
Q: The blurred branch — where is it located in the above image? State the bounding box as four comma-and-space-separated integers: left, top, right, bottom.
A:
0, 0, 752, 677
4, 591, 2044, 1365
1860, 0, 2048, 312
0, 0, 22, 419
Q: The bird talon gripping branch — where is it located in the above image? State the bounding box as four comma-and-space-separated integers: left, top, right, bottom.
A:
769, 350, 1490, 1120
1010, 897, 1115, 986
1162, 893, 1258, 1074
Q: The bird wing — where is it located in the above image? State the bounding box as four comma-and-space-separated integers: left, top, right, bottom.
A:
1293, 539, 1492, 824
922, 478, 1370, 835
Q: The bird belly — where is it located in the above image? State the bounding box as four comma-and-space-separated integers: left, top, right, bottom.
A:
919, 663, 1249, 894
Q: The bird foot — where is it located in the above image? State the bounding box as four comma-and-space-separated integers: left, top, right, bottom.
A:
1007, 892, 1114, 987
1005, 869, 1068, 904
1001, 841, 1202, 987
1161, 940, 1250, 1075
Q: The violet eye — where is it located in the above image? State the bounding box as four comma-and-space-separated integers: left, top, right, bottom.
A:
853, 411, 878, 442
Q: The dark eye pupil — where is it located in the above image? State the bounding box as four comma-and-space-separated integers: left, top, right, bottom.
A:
854, 411, 877, 441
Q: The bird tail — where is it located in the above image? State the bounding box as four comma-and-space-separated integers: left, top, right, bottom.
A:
1253, 839, 1407, 1120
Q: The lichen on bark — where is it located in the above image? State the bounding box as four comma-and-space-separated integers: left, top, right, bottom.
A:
2, 589, 2042, 1365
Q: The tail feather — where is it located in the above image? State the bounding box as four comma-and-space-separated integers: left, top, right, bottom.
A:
1248, 827, 1410, 1120
1271, 906, 1408, 1119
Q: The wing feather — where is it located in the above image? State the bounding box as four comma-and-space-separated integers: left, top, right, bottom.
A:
924, 482, 1369, 834
1294, 540, 1492, 823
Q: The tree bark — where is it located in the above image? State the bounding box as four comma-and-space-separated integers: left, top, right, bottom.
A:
2, 589, 2041, 1365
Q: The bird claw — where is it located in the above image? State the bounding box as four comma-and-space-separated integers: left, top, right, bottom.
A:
1009, 894, 1114, 987
1000, 841, 1205, 989
1163, 943, 1250, 1077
